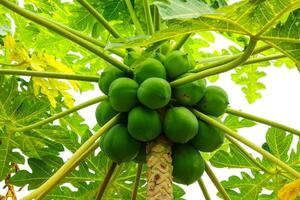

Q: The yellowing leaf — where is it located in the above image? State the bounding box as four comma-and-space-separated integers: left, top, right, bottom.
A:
278, 179, 300, 200
4, 35, 15, 49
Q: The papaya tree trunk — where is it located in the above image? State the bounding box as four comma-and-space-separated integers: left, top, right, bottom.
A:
146, 136, 173, 200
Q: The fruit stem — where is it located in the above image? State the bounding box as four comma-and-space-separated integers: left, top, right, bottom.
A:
226, 136, 274, 174
22, 114, 121, 200
226, 108, 300, 137
170, 38, 257, 86
76, 0, 121, 38
0, 69, 99, 82
172, 33, 192, 51
154, 7, 161, 32
197, 178, 211, 200
193, 109, 300, 178
11, 96, 107, 133
143, 0, 154, 35
204, 161, 231, 200
131, 163, 143, 200
190, 44, 272, 73
49, 16, 125, 57
0, 0, 132, 75
124, 0, 145, 35
95, 162, 118, 200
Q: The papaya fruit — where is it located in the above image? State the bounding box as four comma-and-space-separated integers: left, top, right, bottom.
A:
98, 65, 127, 94
133, 144, 146, 163
161, 43, 171, 55
124, 50, 141, 66
137, 77, 171, 109
172, 143, 205, 185
152, 52, 166, 63
163, 107, 198, 143
195, 86, 229, 117
109, 77, 139, 112
173, 73, 206, 106
128, 106, 161, 142
95, 100, 118, 126
134, 58, 166, 83
103, 123, 141, 163
190, 119, 224, 152
163, 51, 193, 80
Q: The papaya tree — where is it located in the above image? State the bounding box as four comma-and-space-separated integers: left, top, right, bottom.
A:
0, 0, 300, 200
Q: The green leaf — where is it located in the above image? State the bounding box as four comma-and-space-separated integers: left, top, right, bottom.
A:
210, 144, 261, 170
231, 65, 266, 104
221, 171, 272, 200
154, 0, 215, 20
223, 115, 256, 131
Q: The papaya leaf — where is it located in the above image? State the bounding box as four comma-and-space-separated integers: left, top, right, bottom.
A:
154, 0, 215, 20
210, 144, 262, 170
223, 115, 256, 131
221, 171, 273, 200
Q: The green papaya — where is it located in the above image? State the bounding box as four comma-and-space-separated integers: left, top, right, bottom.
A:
195, 86, 229, 117
137, 77, 171, 109
133, 144, 146, 163
95, 100, 118, 126
124, 50, 141, 66
160, 43, 171, 55
134, 58, 166, 83
190, 119, 224, 152
163, 51, 193, 80
172, 143, 205, 185
128, 106, 161, 142
163, 107, 198, 143
173, 73, 206, 106
98, 65, 127, 94
109, 77, 139, 112
152, 52, 166, 63
103, 124, 141, 163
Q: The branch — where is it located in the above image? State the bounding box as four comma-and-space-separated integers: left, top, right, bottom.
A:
170, 38, 257, 87
154, 6, 160, 32
11, 96, 107, 133
172, 33, 191, 51
193, 109, 300, 179
143, 0, 154, 35
124, 0, 144, 35
191, 44, 272, 73
131, 163, 143, 200
197, 178, 211, 200
0, 0, 132, 74
0, 61, 26, 66
95, 162, 118, 200
76, 0, 121, 38
225, 136, 274, 174
226, 108, 300, 136
22, 114, 121, 200
0, 69, 99, 82
242, 54, 286, 65
204, 161, 231, 200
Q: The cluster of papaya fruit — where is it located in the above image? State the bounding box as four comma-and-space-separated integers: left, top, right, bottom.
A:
95, 48, 229, 185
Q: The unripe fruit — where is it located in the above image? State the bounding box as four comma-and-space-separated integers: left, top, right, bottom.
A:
172, 143, 205, 185
137, 77, 171, 109
164, 107, 198, 143
124, 51, 141, 66
128, 106, 162, 142
134, 58, 166, 83
164, 51, 193, 80
173, 73, 206, 106
133, 144, 146, 163
98, 65, 127, 94
103, 124, 141, 163
95, 100, 118, 126
195, 86, 229, 117
190, 119, 224, 152
109, 78, 139, 112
